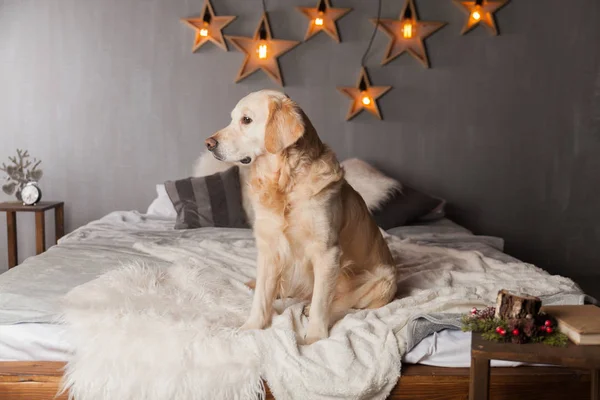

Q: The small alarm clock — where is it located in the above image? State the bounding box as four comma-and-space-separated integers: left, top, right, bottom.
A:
21, 182, 42, 206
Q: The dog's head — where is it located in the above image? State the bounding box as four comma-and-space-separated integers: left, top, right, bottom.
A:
205, 90, 305, 165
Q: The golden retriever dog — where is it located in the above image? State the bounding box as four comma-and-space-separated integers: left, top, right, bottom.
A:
205, 90, 397, 344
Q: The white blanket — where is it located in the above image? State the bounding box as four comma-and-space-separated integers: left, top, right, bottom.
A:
59, 224, 586, 400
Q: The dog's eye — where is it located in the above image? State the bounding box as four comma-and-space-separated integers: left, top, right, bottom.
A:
241, 116, 252, 125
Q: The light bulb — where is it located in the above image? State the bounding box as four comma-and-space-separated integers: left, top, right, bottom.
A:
199, 28, 209, 37
315, 17, 324, 26
258, 42, 268, 59
402, 22, 413, 39
472, 10, 481, 21
361, 95, 371, 106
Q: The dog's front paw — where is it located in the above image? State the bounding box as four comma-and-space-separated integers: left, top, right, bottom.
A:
304, 323, 328, 345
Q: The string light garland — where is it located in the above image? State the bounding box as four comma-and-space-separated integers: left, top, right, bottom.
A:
372, 0, 446, 68
180, 0, 236, 52
337, 0, 391, 121
296, 0, 352, 43
453, 0, 509, 35
180, 0, 513, 119
225, 0, 299, 86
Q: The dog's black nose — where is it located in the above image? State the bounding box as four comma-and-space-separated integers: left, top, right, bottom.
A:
205, 137, 218, 151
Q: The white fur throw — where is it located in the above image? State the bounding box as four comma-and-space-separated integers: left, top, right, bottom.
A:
60, 262, 264, 400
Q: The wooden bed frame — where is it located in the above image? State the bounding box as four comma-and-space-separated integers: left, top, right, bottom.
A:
0, 361, 592, 400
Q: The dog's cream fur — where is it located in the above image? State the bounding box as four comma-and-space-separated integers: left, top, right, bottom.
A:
206, 90, 397, 343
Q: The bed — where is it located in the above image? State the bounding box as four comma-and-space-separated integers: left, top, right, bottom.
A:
0, 208, 594, 399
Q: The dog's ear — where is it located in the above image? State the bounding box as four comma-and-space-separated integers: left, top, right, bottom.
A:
265, 97, 305, 154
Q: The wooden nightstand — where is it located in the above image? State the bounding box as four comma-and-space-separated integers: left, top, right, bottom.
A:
470, 332, 600, 400
0, 201, 64, 269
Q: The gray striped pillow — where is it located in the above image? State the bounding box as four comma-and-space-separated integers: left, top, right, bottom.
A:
164, 166, 249, 229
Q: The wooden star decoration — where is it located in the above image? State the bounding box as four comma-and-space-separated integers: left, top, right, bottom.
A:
226, 14, 300, 86
296, 0, 352, 43
453, 0, 509, 35
371, 0, 446, 68
337, 67, 392, 121
180, 0, 236, 52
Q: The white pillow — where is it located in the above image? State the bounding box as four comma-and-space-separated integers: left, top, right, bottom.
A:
146, 184, 177, 218
341, 158, 402, 211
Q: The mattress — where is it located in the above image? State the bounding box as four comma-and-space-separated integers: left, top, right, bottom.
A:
0, 322, 526, 367
0, 213, 588, 367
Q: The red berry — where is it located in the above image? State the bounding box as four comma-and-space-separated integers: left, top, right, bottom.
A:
545, 320, 552, 327
512, 329, 520, 336
499, 329, 506, 336
496, 326, 502, 333
546, 327, 553, 334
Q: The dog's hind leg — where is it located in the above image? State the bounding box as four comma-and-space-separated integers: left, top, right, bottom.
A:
351, 266, 397, 309
303, 265, 397, 319
334, 265, 397, 312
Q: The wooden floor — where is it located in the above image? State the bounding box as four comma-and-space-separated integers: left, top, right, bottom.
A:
0, 361, 592, 400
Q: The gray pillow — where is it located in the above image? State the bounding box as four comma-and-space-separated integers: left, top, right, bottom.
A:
164, 166, 249, 229
371, 185, 443, 230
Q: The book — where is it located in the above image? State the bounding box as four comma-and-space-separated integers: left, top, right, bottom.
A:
541, 305, 600, 345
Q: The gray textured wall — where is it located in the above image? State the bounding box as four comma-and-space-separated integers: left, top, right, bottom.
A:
1, 0, 599, 284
